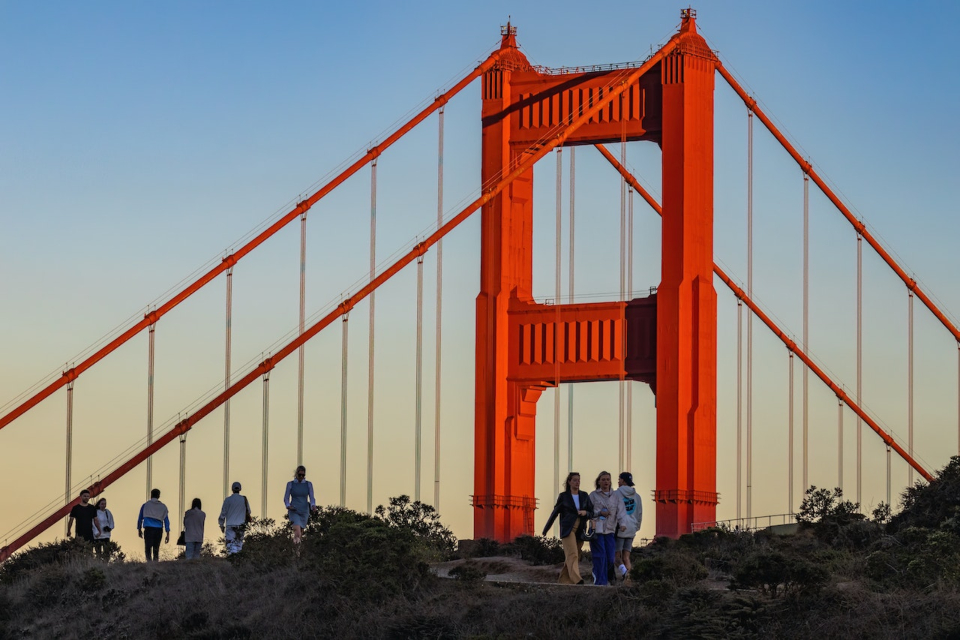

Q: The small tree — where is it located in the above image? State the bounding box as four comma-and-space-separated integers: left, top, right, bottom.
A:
796, 486, 863, 527
374, 495, 457, 559
871, 502, 892, 525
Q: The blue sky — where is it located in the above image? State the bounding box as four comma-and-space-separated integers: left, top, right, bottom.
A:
2, 1, 959, 556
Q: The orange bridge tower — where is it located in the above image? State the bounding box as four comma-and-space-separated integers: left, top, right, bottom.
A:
473, 10, 718, 541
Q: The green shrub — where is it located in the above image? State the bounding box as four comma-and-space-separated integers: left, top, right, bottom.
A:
78, 567, 106, 592
634, 579, 675, 606
631, 552, 707, 587
448, 563, 487, 583
892, 455, 960, 531
464, 538, 501, 558
304, 516, 433, 599
730, 550, 828, 598
505, 535, 564, 566
375, 495, 457, 560
0, 538, 90, 585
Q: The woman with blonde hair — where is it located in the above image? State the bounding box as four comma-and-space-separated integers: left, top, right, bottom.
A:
588, 470, 627, 585
542, 472, 594, 584
283, 465, 317, 544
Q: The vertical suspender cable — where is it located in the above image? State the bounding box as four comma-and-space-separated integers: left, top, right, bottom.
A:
802, 172, 810, 493
434, 106, 444, 510
262, 370, 270, 518
857, 232, 863, 505
837, 398, 843, 490
367, 159, 377, 513
341, 314, 349, 507
554, 148, 562, 498
297, 211, 307, 466
618, 114, 627, 472
415, 256, 424, 502
568, 147, 576, 473
737, 301, 742, 521
886, 443, 892, 505
178, 432, 187, 530
908, 290, 914, 487
788, 352, 794, 513
146, 321, 156, 497
224, 266, 233, 498
65, 379, 75, 535
627, 185, 634, 472
957, 343, 960, 456
746, 109, 754, 520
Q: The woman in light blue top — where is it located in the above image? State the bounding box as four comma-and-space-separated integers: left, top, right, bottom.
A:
283, 465, 317, 544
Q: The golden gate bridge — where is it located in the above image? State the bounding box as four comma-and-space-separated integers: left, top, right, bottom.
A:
2, 9, 958, 560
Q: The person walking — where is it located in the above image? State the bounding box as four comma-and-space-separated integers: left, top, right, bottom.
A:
183, 498, 205, 560
542, 471, 594, 585
219, 481, 251, 555
93, 497, 115, 560
614, 471, 642, 580
137, 488, 170, 562
283, 465, 317, 545
66, 489, 100, 544
589, 471, 627, 586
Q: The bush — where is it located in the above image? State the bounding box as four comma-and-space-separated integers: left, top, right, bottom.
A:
0, 538, 91, 585
461, 538, 502, 558
866, 527, 960, 589
631, 551, 707, 587
505, 535, 564, 566
891, 455, 960, 532
448, 563, 487, 583
306, 516, 434, 599
730, 550, 828, 598
375, 495, 457, 560
232, 502, 438, 602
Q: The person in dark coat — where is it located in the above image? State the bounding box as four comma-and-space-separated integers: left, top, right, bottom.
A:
542, 472, 594, 584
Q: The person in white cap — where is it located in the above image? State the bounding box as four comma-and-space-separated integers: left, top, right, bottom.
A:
615, 471, 642, 580
218, 481, 251, 554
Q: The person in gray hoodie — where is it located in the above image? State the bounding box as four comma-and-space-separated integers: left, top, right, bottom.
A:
588, 471, 627, 586
615, 471, 642, 579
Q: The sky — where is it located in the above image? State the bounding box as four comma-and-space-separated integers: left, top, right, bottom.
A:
2, 1, 959, 559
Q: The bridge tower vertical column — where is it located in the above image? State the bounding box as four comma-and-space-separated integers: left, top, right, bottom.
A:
655, 11, 719, 536
474, 24, 540, 541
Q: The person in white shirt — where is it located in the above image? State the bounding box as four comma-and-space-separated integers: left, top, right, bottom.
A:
93, 497, 115, 560
219, 481, 251, 554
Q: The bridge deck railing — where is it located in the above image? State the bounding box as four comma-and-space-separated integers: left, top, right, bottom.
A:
690, 513, 796, 533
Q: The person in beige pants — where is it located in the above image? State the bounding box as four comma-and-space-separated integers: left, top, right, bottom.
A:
542, 472, 595, 584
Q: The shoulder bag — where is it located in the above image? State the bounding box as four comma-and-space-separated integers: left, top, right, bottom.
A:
579, 518, 597, 542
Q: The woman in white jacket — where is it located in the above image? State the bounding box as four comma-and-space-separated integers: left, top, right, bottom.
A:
93, 497, 115, 560
615, 471, 642, 579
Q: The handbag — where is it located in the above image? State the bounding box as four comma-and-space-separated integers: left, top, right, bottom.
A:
176, 531, 186, 546
579, 518, 597, 542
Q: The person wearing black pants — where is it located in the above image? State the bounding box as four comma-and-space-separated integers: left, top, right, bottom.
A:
137, 488, 170, 562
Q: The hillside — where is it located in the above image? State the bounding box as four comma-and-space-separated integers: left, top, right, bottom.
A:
3, 466, 960, 639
